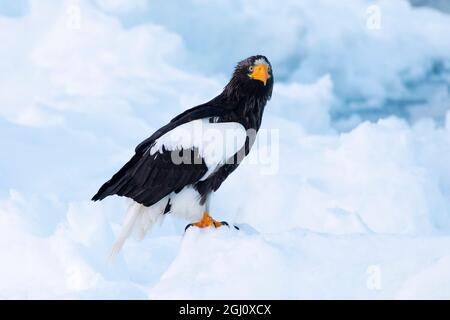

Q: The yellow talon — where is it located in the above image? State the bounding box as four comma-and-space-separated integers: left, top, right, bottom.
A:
186, 211, 227, 230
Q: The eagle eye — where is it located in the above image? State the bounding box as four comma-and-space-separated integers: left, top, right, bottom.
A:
248, 66, 254, 72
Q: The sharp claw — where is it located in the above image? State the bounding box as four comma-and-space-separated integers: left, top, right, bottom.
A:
233, 225, 240, 230
185, 221, 234, 231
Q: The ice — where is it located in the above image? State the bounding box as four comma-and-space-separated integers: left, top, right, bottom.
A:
410, 0, 450, 13
0, 0, 450, 299
396, 255, 450, 299
150, 227, 450, 299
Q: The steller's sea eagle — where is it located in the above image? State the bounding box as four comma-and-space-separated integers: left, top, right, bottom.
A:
92, 55, 273, 255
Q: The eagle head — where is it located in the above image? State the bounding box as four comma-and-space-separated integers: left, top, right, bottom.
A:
225, 55, 274, 100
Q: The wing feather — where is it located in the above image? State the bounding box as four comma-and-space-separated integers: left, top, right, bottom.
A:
92, 147, 207, 207
92, 103, 237, 206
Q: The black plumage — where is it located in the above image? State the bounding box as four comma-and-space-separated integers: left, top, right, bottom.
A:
92, 55, 273, 210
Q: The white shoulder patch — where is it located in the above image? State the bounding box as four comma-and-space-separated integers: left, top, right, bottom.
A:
150, 118, 247, 169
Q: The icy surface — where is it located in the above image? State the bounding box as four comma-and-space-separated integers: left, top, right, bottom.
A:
0, 0, 450, 299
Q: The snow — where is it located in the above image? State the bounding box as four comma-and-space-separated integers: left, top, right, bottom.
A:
1, 0, 450, 299
151, 227, 450, 299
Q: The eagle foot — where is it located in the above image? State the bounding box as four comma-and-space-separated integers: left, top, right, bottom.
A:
185, 211, 229, 231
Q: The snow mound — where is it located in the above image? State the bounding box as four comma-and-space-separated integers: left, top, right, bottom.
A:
149, 227, 450, 299
217, 115, 450, 236
150, 227, 290, 300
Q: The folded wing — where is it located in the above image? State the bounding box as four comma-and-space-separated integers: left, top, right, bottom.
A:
92, 105, 247, 207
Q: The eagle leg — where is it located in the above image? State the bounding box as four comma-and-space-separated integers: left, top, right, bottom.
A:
185, 211, 228, 231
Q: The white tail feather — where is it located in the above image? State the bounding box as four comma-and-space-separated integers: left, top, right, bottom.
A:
109, 198, 169, 261
109, 201, 143, 260
136, 205, 164, 240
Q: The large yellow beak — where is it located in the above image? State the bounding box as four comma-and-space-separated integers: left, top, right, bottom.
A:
251, 64, 269, 86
